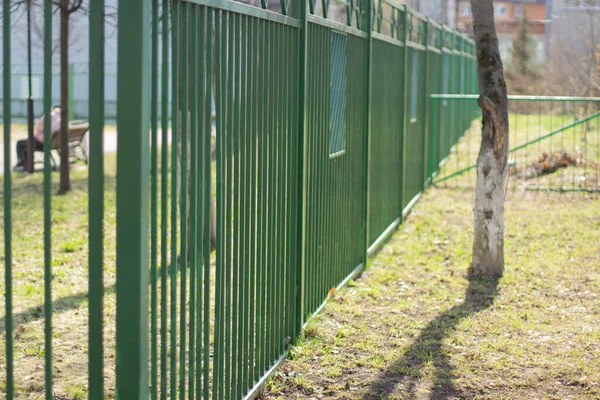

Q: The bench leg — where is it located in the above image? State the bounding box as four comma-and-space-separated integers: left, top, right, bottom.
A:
69, 143, 88, 165
78, 143, 88, 165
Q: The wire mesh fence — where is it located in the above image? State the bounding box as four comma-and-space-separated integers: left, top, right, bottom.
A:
432, 95, 600, 195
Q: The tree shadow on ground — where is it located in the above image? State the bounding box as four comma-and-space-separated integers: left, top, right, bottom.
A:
0, 285, 116, 336
363, 275, 500, 400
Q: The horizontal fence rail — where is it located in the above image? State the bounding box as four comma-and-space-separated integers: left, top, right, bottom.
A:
1, 0, 477, 398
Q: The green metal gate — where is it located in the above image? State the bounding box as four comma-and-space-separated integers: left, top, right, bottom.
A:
1, 0, 476, 398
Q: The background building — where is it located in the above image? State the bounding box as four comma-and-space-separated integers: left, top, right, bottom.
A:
456, 0, 550, 65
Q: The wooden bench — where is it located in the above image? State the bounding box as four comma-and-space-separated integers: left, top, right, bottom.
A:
34, 121, 89, 168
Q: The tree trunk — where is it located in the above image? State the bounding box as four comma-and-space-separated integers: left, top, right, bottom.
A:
59, 0, 71, 192
469, 0, 509, 278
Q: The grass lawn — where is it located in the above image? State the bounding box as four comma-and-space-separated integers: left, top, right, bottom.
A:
265, 187, 600, 399
1, 119, 598, 399
0, 150, 212, 399
0, 157, 118, 399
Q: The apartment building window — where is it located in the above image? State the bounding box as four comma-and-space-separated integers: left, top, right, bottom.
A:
460, 3, 471, 16
494, 4, 507, 16
515, 3, 524, 18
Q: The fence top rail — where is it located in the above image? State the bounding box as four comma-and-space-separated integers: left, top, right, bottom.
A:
429, 18, 442, 29
430, 94, 600, 102
308, 14, 368, 37
184, 0, 301, 26
374, 0, 474, 49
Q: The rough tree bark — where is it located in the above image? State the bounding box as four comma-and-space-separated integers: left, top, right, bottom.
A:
57, 0, 84, 192
469, 0, 509, 277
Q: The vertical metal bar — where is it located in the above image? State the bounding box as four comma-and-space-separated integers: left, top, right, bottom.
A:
231, 12, 241, 399
320, 27, 327, 308
256, 16, 263, 389
550, 100, 554, 160
150, 0, 159, 396
225, 12, 235, 400
3, 0, 14, 396
526, 100, 530, 176
276, 23, 284, 360
271, 21, 279, 365
89, 0, 105, 398
27, 0, 34, 173
305, 26, 314, 316
271, 21, 279, 363
188, 6, 198, 400
295, 0, 308, 332
265, 20, 274, 367
287, 22, 298, 348
160, 0, 170, 398
248, 16, 258, 383
116, 0, 151, 396
179, 4, 189, 398
420, 17, 431, 189
214, 10, 225, 398
313, 26, 320, 314
422, 18, 429, 186
596, 101, 599, 191
400, 5, 408, 216
312, 26, 320, 314
194, 8, 205, 399
317, 26, 325, 312
238, 14, 249, 396
572, 101, 576, 190
202, 9, 213, 398
43, 0, 54, 396
284, 23, 294, 351
170, 0, 181, 395
363, 0, 373, 267
257, 18, 266, 379
280, 24, 288, 359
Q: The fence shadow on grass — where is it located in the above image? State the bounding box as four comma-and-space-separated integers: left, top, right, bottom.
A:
363, 275, 500, 400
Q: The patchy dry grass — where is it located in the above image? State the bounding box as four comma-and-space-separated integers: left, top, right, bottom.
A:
0, 124, 28, 141
265, 188, 600, 399
0, 152, 211, 399
0, 158, 118, 399
1, 121, 599, 399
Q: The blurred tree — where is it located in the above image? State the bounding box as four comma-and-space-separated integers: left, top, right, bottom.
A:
512, 13, 534, 77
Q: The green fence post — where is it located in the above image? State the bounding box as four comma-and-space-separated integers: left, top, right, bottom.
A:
293, 0, 308, 343
440, 27, 445, 165
3, 0, 14, 397
401, 5, 409, 218
43, 0, 54, 397
429, 93, 436, 176
423, 17, 431, 186
364, 0, 373, 266
88, 0, 105, 399
115, 0, 151, 397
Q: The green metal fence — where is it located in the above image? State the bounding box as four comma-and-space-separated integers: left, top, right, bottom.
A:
430, 95, 600, 194
1, 0, 476, 398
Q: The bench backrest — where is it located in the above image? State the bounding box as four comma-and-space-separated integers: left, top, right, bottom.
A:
50, 123, 89, 149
